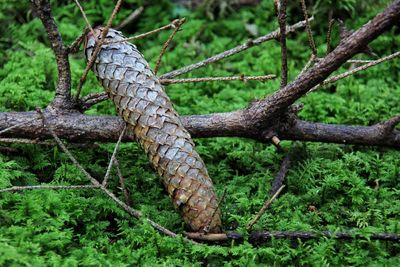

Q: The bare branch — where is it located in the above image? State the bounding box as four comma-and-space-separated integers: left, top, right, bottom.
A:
300, 0, 317, 55
0, 117, 38, 135
326, 19, 336, 54
247, 1, 400, 123
30, 0, 72, 110
0, 185, 99, 193
154, 18, 186, 75
1, 111, 399, 148
311, 50, 400, 92
277, 0, 288, 87
160, 18, 313, 79
116, 6, 144, 30
247, 185, 285, 230
160, 74, 276, 85
107, 20, 181, 44
269, 153, 292, 197
114, 158, 132, 206
75, 0, 124, 101
102, 124, 127, 187
73, 0, 95, 37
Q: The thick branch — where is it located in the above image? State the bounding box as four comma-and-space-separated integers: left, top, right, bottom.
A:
247, 0, 400, 125
0, 111, 398, 148
31, 0, 72, 110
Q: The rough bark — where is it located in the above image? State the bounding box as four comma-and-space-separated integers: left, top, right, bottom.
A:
1, 111, 398, 148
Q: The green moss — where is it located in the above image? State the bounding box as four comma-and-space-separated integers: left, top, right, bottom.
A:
0, 0, 399, 266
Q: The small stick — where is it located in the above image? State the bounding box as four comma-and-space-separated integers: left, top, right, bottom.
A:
0, 117, 38, 135
68, 28, 89, 54
160, 17, 313, 79
300, 0, 317, 55
73, 0, 95, 37
316, 58, 374, 64
116, 6, 144, 30
296, 53, 316, 78
247, 185, 285, 230
102, 124, 127, 187
160, 74, 276, 85
107, 20, 181, 44
80, 92, 109, 110
154, 18, 186, 75
269, 153, 292, 197
277, 0, 288, 87
203, 187, 227, 233
75, 0, 124, 101
326, 19, 336, 54
310, 50, 400, 92
0, 138, 55, 145
0, 185, 99, 193
114, 158, 132, 206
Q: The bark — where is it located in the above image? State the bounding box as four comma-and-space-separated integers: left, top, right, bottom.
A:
1, 111, 398, 148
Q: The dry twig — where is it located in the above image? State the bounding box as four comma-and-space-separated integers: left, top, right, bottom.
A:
277, 0, 288, 87
160, 74, 276, 85
116, 6, 144, 30
310, 50, 400, 92
160, 17, 313, 79
0, 185, 99, 193
247, 185, 285, 230
154, 18, 186, 75
102, 124, 127, 187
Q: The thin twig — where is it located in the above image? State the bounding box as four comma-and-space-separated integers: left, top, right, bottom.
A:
326, 19, 336, 54
316, 58, 374, 64
277, 0, 288, 87
114, 158, 132, 206
160, 17, 313, 79
296, 53, 316, 78
116, 6, 144, 30
68, 28, 89, 54
102, 124, 127, 187
0, 185, 99, 193
73, 0, 95, 37
80, 92, 109, 110
0, 138, 55, 145
107, 20, 181, 44
247, 185, 285, 230
154, 18, 186, 75
37, 110, 181, 240
204, 187, 227, 233
269, 153, 292, 197
0, 117, 38, 135
30, 0, 72, 109
160, 74, 276, 85
75, 0, 124, 101
300, 0, 317, 55
310, 50, 400, 92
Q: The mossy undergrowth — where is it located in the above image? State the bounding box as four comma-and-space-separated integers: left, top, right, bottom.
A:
0, 0, 399, 266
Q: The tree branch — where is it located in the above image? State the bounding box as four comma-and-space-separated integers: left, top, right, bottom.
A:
159, 17, 313, 79
246, 0, 400, 127
30, 0, 73, 110
1, 111, 398, 148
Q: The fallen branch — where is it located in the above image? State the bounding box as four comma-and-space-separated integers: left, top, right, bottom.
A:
185, 231, 400, 243
1, 111, 399, 148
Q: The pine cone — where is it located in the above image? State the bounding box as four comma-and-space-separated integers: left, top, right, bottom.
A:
84, 27, 222, 233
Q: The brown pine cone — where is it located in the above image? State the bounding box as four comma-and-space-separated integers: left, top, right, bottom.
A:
84, 27, 221, 233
